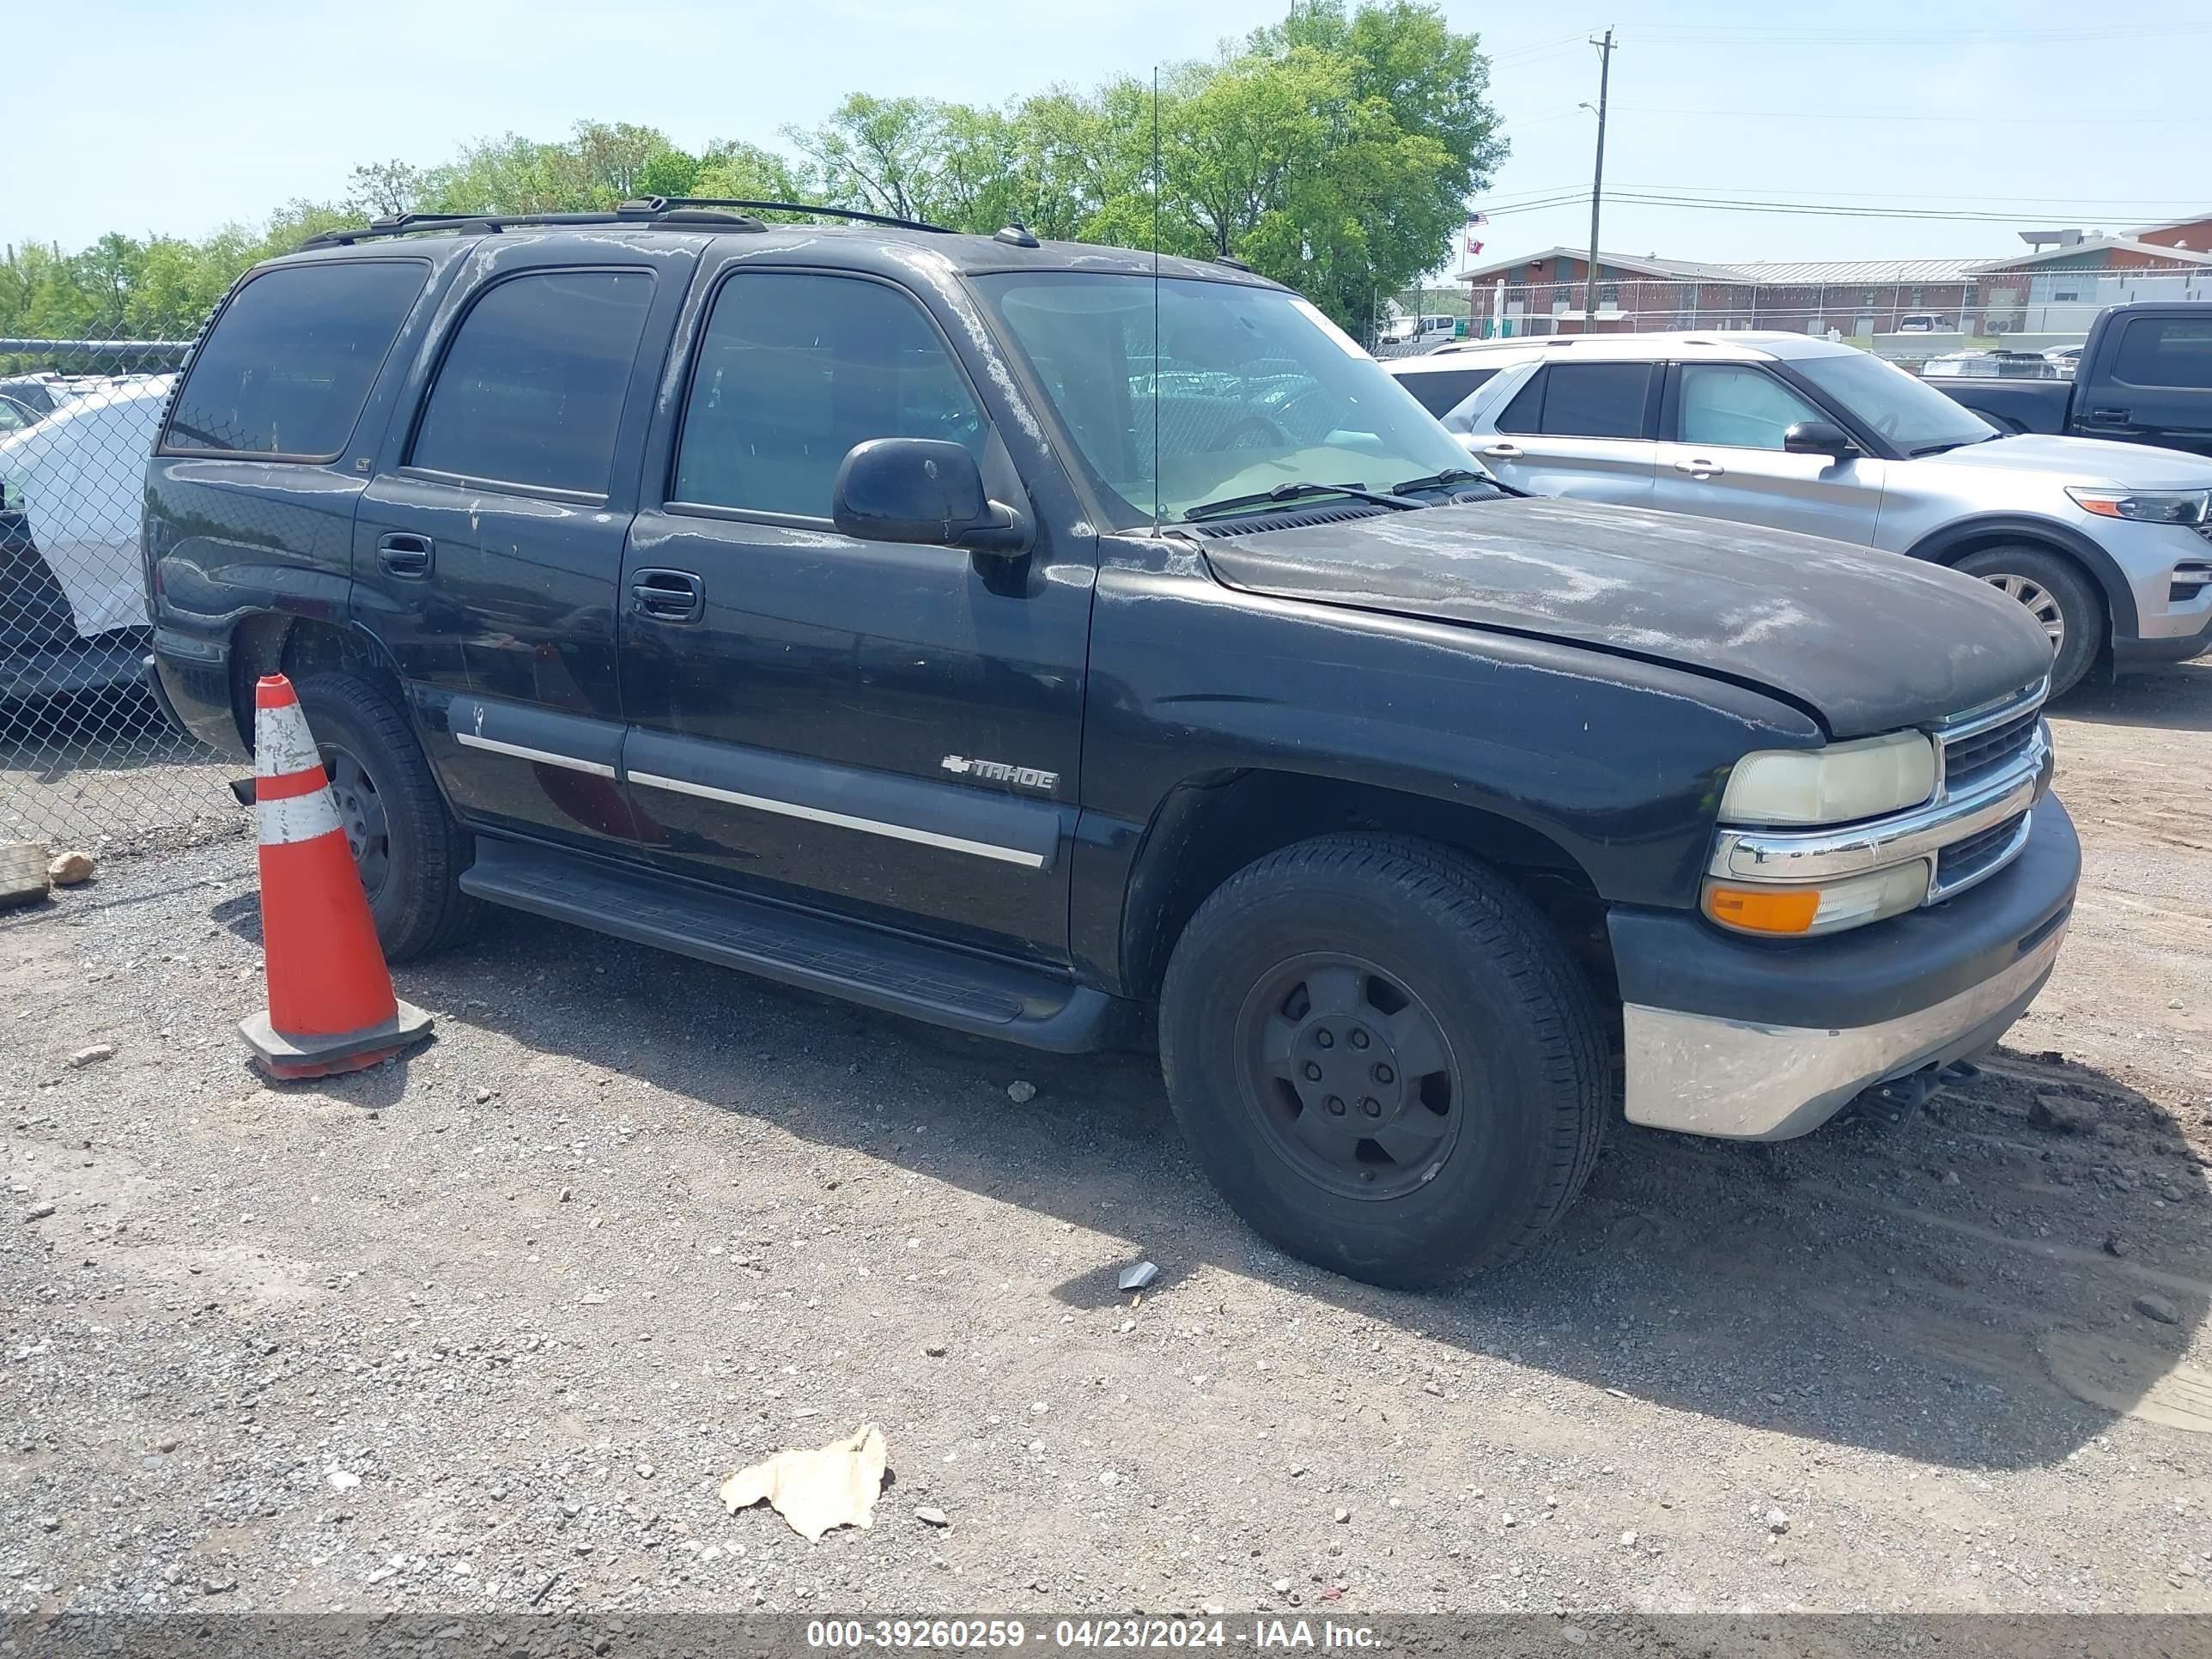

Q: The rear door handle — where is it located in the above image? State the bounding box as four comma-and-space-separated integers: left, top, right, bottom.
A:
2086, 406, 2131, 423
1480, 441, 1523, 459
376, 532, 434, 578
630, 568, 704, 623
1674, 458, 1726, 477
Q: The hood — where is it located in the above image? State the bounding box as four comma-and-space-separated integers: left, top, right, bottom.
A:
1927, 432, 2212, 487
1199, 497, 2054, 738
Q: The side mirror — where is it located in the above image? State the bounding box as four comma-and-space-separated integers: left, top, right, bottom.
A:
832, 438, 1030, 556
1782, 419, 1857, 459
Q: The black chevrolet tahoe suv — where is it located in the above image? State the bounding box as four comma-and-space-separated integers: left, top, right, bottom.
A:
144, 200, 2080, 1288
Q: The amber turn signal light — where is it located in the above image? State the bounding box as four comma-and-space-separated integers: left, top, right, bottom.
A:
1702, 884, 1820, 936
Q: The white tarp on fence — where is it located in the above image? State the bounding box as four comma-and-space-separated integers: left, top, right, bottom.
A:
0, 376, 171, 638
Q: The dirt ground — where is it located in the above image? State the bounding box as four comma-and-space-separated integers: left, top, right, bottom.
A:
4, 660, 2211, 1620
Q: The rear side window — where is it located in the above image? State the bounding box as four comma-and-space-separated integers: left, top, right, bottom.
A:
1396, 366, 1498, 417
2112, 316, 2212, 391
163, 261, 427, 459
410, 269, 656, 496
672, 272, 985, 519
1537, 363, 1651, 438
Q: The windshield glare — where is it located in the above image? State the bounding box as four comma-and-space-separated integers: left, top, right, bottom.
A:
1790, 349, 1995, 453
975, 272, 1477, 526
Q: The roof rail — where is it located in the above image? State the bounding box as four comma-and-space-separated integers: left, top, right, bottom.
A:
297, 203, 769, 250
628, 198, 957, 234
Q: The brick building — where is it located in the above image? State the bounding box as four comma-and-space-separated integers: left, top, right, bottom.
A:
1458, 231, 2212, 341
2135, 211, 2212, 252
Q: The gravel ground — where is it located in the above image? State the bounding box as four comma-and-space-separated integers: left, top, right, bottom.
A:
4, 660, 2211, 1620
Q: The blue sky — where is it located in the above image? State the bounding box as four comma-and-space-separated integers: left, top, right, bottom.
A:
11, 1, 2209, 271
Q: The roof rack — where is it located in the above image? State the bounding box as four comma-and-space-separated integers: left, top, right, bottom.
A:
297, 203, 768, 249
298, 197, 958, 251
631, 198, 957, 234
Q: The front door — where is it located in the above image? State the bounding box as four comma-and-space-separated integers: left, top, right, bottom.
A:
2089, 311, 2212, 458
352, 247, 684, 851
619, 265, 1092, 963
1650, 361, 1887, 543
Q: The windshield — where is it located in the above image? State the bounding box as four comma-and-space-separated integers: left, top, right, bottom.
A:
975, 272, 1477, 526
1790, 349, 1995, 454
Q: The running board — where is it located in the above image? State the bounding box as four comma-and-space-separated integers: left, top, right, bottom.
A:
459, 837, 1128, 1053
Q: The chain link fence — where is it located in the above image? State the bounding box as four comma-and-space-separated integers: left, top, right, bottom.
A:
1, 339, 246, 860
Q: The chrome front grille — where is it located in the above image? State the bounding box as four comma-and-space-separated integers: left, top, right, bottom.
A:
1935, 810, 2031, 895
1940, 705, 2041, 796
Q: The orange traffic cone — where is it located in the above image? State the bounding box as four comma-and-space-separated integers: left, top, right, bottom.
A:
238, 674, 433, 1079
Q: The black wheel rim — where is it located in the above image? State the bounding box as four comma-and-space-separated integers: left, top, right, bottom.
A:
1235, 952, 1465, 1202
321, 743, 392, 902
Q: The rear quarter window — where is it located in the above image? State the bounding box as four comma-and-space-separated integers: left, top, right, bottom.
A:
162, 261, 428, 459
1395, 366, 1498, 418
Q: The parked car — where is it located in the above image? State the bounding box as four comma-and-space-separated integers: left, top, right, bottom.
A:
149, 205, 2075, 1288
1895, 314, 1953, 333
1380, 313, 1460, 346
1389, 332, 2212, 694
1920, 348, 2068, 381
1927, 301, 2211, 459
0, 376, 171, 705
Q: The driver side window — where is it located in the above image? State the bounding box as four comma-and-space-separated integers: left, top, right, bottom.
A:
672, 272, 987, 519
1677, 364, 1822, 451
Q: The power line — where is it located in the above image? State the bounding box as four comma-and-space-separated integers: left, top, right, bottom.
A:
1626, 19, 2212, 46
1616, 105, 2208, 125
1473, 189, 2207, 227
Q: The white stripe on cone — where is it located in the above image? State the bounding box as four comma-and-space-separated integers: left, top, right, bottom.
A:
254, 696, 323, 780
258, 789, 343, 848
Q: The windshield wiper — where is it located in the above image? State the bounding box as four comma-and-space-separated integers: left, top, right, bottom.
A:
1909, 434, 2000, 457
1182, 480, 1419, 522
1389, 471, 1512, 497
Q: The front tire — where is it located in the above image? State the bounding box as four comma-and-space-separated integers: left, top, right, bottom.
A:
1954, 545, 2102, 696
1158, 835, 1607, 1289
290, 673, 474, 963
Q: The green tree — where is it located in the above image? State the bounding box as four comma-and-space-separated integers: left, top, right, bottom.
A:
693, 140, 814, 209
345, 161, 426, 219
784, 94, 951, 222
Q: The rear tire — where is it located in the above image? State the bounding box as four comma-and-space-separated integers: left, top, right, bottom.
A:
291, 672, 474, 963
1953, 544, 2101, 696
1158, 834, 1607, 1289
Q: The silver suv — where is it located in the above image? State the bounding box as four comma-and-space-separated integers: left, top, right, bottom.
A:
1389, 332, 2212, 694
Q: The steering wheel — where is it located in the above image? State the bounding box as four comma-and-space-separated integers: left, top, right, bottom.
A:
1218, 413, 1293, 450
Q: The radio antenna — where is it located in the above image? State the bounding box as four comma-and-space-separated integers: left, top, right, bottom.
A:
1151, 64, 1162, 533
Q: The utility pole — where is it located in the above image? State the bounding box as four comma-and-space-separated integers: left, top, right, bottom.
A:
1581, 27, 1615, 333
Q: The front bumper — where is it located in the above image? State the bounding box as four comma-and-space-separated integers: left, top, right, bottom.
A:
1610, 793, 2079, 1140
2112, 605, 2212, 668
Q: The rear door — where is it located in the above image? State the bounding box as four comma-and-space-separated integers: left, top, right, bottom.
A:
1472, 360, 1659, 505
1650, 360, 1887, 542
351, 238, 689, 852
2081, 311, 2212, 457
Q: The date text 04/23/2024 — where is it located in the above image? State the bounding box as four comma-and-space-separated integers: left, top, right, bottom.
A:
804, 1619, 1379, 1650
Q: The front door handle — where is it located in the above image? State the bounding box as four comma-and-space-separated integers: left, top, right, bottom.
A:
1480, 441, 1523, 459
1674, 457, 1727, 478
2086, 406, 2131, 423
631, 568, 704, 623
376, 532, 434, 578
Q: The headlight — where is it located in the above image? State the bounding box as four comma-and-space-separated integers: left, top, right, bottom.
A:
1704, 862, 1931, 938
1719, 730, 1936, 827
2065, 486, 2209, 526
